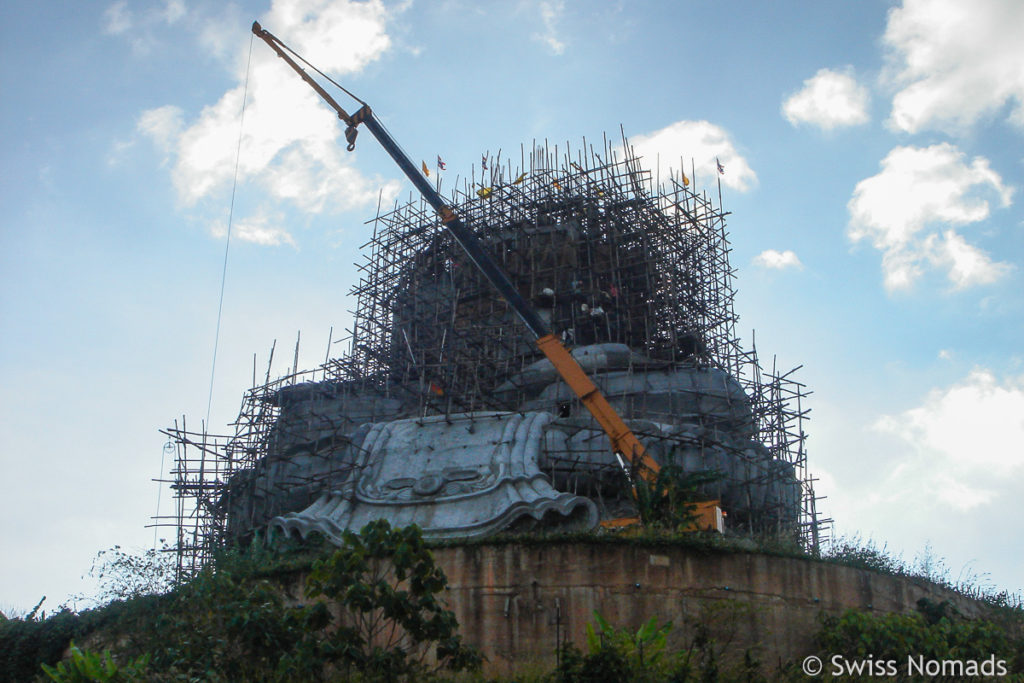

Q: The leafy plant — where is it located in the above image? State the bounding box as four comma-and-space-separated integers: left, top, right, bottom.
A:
40, 643, 149, 682
557, 611, 674, 682
632, 465, 723, 531
584, 611, 673, 671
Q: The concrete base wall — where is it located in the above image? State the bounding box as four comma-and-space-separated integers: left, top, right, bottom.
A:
429, 542, 985, 676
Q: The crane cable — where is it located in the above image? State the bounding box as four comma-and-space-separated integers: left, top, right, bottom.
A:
268, 33, 442, 221
154, 35, 254, 551
263, 29, 422, 180
270, 32, 367, 108
206, 32, 254, 429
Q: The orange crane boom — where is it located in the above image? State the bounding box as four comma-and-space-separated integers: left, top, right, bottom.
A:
252, 22, 660, 492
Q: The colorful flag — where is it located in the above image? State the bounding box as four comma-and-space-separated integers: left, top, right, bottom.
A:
476, 187, 493, 199
429, 382, 444, 396
552, 180, 562, 191
512, 172, 527, 185
716, 158, 725, 175
481, 155, 488, 171
422, 160, 430, 177
437, 155, 446, 170
682, 172, 690, 187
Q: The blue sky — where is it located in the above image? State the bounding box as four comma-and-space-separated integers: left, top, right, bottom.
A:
2, 0, 1022, 613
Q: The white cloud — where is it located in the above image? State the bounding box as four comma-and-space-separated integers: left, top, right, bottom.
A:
883, 0, 1024, 133
534, 0, 566, 55
103, 2, 132, 35
136, 105, 184, 156
847, 143, 1013, 291
139, 0, 401, 245
924, 230, 1012, 289
753, 249, 802, 270
782, 67, 870, 130
873, 369, 1024, 510
163, 0, 186, 24
211, 211, 296, 247
628, 120, 757, 192
104, 0, 190, 54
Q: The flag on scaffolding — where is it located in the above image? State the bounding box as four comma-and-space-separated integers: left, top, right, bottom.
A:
552, 179, 562, 191
682, 171, 690, 187
437, 155, 446, 170
422, 160, 430, 177
429, 382, 444, 396
481, 155, 488, 171
512, 172, 527, 185
716, 157, 725, 175
476, 187, 493, 199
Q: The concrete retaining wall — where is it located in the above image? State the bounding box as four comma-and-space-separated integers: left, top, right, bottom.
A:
428, 542, 985, 676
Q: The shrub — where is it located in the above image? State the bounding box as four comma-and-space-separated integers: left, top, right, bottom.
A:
40, 643, 149, 683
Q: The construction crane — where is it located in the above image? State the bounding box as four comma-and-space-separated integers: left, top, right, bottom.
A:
251, 22, 662, 517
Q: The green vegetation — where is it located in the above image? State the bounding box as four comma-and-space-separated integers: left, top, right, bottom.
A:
555, 604, 766, 682
822, 535, 1023, 611
4, 527, 1022, 681
632, 466, 724, 532
40, 644, 150, 683
812, 599, 1024, 682
1, 521, 480, 682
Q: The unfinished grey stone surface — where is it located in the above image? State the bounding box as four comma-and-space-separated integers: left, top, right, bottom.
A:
269, 411, 597, 542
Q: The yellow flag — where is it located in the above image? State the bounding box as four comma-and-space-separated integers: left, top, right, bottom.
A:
422, 160, 430, 177
682, 172, 690, 187
476, 187, 493, 199
512, 172, 527, 185
552, 180, 562, 191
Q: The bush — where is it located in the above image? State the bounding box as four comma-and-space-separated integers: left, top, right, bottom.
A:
40, 644, 149, 683
556, 609, 759, 682
9, 521, 480, 682
816, 598, 1024, 679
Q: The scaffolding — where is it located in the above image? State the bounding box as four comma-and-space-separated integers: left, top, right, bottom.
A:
158, 135, 830, 577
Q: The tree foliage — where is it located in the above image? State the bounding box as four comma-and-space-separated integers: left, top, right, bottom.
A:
304, 519, 482, 679
3, 521, 479, 682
